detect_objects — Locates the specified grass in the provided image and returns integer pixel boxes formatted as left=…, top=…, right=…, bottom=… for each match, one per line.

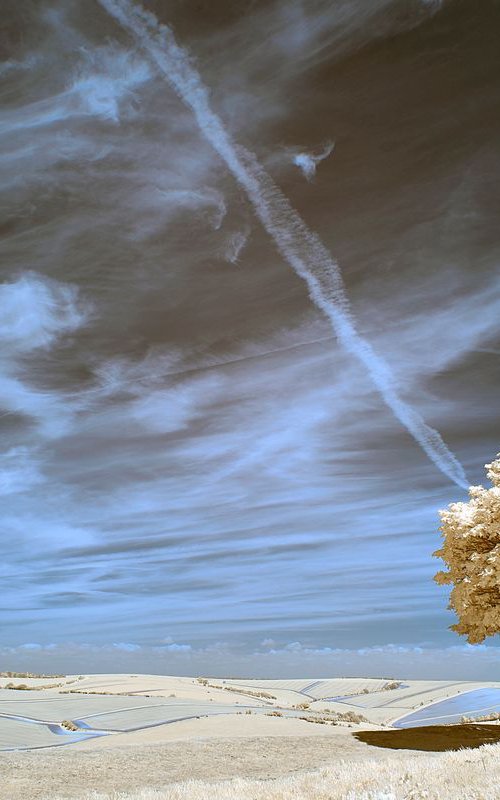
left=51, top=741, right=500, bottom=799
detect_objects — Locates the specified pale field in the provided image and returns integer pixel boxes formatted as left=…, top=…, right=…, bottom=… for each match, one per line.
left=1, top=673, right=500, bottom=799
left=3, top=731, right=500, bottom=800
left=54, top=742, right=500, bottom=800
left=4, top=672, right=500, bottom=749
left=0, top=721, right=432, bottom=800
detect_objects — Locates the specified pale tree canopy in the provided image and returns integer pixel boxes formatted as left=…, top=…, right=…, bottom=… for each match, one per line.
left=434, top=456, right=500, bottom=644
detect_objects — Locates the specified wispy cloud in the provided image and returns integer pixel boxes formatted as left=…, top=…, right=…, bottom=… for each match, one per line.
left=292, top=141, right=335, bottom=181
left=0, top=273, right=89, bottom=437
left=0, top=446, right=43, bottom=496
left=1, top=0, right=498, bottom=666
left=97, top=0, right=468, bottom=489
left=0, top=272, right=87, bottom=352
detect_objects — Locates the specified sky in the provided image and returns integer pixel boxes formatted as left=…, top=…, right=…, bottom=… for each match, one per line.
left=1, top=0, right=499, bottom=679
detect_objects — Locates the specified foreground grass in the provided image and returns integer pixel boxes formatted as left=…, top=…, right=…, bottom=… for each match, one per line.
left=56, top=742, right=500, bottom=800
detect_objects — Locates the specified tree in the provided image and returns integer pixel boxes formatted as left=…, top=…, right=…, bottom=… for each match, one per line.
left=433, top=455, right=500, bottom=644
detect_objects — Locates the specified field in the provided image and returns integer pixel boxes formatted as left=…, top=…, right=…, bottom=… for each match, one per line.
left=1, top=673, right=500, bottom=799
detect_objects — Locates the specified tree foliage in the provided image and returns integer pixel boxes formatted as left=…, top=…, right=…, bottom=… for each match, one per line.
left=433, top=455, right=500, bottom=644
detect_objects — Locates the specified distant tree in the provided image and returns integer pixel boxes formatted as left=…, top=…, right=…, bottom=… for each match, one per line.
left=433, top=455, right=500, bottom=643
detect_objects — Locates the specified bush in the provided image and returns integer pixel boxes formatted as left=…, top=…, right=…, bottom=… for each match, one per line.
left=61, top=720, right=79, bottom=731
left=338, top=710, right=367, bottom=724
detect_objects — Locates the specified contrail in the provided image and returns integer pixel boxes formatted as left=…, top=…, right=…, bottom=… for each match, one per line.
left=98, top=0, right=468, bottom=489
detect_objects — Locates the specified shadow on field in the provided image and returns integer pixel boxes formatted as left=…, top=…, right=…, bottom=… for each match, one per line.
left=354, top=724, right=500, bottom=752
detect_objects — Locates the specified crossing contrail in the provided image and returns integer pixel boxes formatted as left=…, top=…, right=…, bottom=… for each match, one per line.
left=98, top=0, right=468, bottom=489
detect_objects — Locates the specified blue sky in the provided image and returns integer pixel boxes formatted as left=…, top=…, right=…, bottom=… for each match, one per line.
left=1, top=0, right=499, bottom=678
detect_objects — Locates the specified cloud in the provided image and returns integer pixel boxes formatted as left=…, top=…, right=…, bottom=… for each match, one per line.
left=222, top=228, right=250, bottom=265
left=359, top=270, right=500, bottom=381
left=0, top=375, right=75, bottom=438
left=113, top=642, right=142, bottom=652
left=151, top=189, right=227, bottom=230
left=0, top=273, right=89, bottom=437
left=98, top=0, right=468, bottom=489
left=158, top=643, right=192, bottom=653
left=1, top=641, right=499, bottom=681
left=129, top=374, right=222, bottom=433
left=2, top=0, right=498, bottom=664
left=70, top=45, right=151, bottom=122
left=0, top=319, right=486, bottom=651
left=292, top=141, right=335, bottom=181
left=0, top=273, right=87, bottom=353
left=0, top=447, right=44, bottom=496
